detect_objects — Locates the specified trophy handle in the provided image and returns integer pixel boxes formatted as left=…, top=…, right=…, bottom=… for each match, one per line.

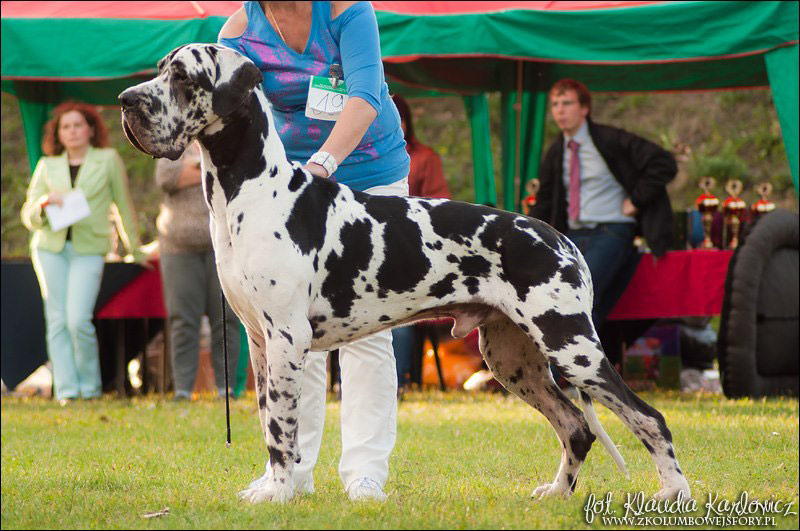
left=699, top=176, right=716, bottom=193
left=725, top=179, right=743, bottom=198
left=755, top=181, right=773, bottom=200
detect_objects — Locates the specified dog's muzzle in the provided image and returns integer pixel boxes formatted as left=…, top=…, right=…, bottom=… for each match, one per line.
left=118, top=88, right=154, bottom=157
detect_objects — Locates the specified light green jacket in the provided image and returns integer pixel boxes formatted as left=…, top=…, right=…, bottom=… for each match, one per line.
left=20, top=146, right=145, bottom=262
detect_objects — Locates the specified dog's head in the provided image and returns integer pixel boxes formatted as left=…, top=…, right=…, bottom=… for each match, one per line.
left=119, top=44, right=262, bottom=160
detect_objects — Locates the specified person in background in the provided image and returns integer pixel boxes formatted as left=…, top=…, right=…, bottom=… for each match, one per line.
left=153, top=141, right=240, bottom=401
left=391, top=94, right=450, bottom=200
left=219, top=1, right=410, bottom=501
left=390, top=94, right=450, bottom=393
left=21, top=101, right=147, bottom=405
left=531, top=79, right=676, bottom=373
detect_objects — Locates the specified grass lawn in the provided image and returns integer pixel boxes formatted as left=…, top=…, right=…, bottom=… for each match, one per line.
left=2, top=390, right=798, bottom=529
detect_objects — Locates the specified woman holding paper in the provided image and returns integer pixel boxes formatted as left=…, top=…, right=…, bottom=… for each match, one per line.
left=20, top=101, right=146, bottom=404
left=218, top=1, right=409, bottom=501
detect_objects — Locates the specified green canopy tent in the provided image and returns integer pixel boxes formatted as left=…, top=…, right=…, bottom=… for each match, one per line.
left=2, top=1, right=798, bottom=210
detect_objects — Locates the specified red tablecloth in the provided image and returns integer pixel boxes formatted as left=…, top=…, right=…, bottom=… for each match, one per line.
left=95, top=263, right=166, bottom=319
left=95, top=251, right=733, bottom=321
left=608, top=250, right=733, bottom=320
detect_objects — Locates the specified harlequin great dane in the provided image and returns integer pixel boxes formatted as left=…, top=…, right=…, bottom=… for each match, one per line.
left=119, top=44, right=691, bottom=504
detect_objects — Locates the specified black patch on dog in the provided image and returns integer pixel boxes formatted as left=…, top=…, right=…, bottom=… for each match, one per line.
left=285, top=178, right=339, bottom=255
left=559, top=262, right=584, bottom=290
left=204, top=171, right=215, bottom=209
left=279, top=330, right=293, bottom=345
left=199, top=93, right=268, bottom=204
left=463, top=276, right=480, bottom=295
left=288, top=167, right=307, bottom=192
left=531, top=310, right=594, bottom=353
left=569, top=425, right=595, bottom=462
left=429, top=202, right=493, bottom=245
left=268, top=445, right=286, bottom=468
left=479, top=215, right=563, bottom=301
left=459, top=255, right=491, bottom=277
left=321, top=219, right=373, bottom=318
left=573, top=355, right=591, bottom=367
left=356, top=194, right=431, bottom=294
left=428, top=273, right=458, bottom=298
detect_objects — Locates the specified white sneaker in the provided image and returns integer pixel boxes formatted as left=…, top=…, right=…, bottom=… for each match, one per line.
left=347, top=477, right=387, bottom=502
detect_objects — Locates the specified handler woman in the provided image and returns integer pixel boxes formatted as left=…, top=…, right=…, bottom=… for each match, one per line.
left=21, top=102, right=146, bottom=403
left=219, top=1, right=410, bottom=502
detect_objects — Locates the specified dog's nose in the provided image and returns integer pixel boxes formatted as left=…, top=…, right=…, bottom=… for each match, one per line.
left=118, top=89, right=139, bottom=110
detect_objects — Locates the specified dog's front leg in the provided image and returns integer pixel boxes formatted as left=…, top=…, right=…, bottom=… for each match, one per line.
left=241, top=315, right=311, bottom=504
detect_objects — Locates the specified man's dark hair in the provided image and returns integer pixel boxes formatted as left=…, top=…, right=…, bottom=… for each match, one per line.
left=549, top=79, right=592, bottom=115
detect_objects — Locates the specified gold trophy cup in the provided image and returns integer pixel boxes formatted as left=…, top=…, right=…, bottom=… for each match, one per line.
left=695, top=176, right=720, bottom=249
left=722, top=179, right=746, bottom=249
left=751, top=182, right=776, bottom=220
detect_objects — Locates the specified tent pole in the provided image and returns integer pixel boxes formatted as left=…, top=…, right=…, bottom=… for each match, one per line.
left=514, top=60, right=523, bottom=212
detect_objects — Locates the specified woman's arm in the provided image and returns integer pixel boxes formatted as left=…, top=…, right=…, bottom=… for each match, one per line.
left=306, top=97, right=377, bottom=177
left=306, top=2, right=382, bottom=177
left=218, top=6, right=247, bottom=40
left=20, top=159, right=52, bottom=231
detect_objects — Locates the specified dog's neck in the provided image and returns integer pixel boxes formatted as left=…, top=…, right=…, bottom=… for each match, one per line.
left=199, top=89, right=290, bottom=169
left=197, top=89, right=300, bottom=205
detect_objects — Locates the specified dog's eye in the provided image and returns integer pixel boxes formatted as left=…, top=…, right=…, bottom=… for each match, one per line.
left=172, top=71, right=189, bottom=83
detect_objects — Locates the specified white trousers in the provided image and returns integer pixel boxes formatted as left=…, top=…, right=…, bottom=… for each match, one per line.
left=291, top=177, right=408, bottom=491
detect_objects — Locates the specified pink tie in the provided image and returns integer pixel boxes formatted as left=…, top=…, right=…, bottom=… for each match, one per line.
left=567, top=139, right=581, bottom=221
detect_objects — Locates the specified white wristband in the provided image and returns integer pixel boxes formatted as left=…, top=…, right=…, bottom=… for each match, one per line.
left=306, top=151, right=338, bottom=177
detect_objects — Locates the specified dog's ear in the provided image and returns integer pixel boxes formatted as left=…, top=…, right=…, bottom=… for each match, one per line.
left=212, top=54, right=263, bottom=118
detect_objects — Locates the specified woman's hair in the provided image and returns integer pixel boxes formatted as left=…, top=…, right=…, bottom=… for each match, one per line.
left=391, top=94, right=415, bottom=147
left=42, top=101, right=109, bottom=156
left=549, top=78, right=592, bottom=115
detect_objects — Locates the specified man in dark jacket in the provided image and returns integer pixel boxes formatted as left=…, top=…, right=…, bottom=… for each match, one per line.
left=531, top=78, right=676, bottom=333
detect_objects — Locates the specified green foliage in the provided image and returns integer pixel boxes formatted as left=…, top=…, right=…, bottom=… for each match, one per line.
left=688, top=142, right=750, bottom=184
left=1, top=391, right=798, bottom=529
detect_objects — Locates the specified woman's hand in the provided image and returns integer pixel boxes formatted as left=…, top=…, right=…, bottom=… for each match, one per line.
left=303, top=162, right=329, bottom=178
left=41, top=192, right=64, bottom=208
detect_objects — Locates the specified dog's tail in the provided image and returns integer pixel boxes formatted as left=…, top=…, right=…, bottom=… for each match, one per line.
left=572, top=388, right=629, bottom=478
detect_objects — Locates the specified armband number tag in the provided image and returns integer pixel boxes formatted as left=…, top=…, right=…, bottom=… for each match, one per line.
left=305, top=76, right=348, bottom=121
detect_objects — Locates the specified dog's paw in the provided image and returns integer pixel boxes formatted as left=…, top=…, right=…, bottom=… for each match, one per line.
left=242, top=472, right=270, bottom=493
left=531, top=482, right=572, bottom=499
left=654, top=477, right=691, bottom=501
left=239, top=479, right=295, bottom=504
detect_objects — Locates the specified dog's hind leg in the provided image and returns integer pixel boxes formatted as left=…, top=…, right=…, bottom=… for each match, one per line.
left=529, top=310, right=691, bottom=500
left=479, top=315, right=595, bottom=498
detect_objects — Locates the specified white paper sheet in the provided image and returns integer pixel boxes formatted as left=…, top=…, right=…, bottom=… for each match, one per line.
left=45, top=189, right=91, bottom=231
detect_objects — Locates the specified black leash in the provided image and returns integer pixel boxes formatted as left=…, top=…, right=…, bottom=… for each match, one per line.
left=222, top=293, right=231, bottom=447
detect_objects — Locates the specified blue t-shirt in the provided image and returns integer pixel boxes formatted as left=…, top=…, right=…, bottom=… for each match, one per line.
left=219, top=1, right=409, bottom=191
